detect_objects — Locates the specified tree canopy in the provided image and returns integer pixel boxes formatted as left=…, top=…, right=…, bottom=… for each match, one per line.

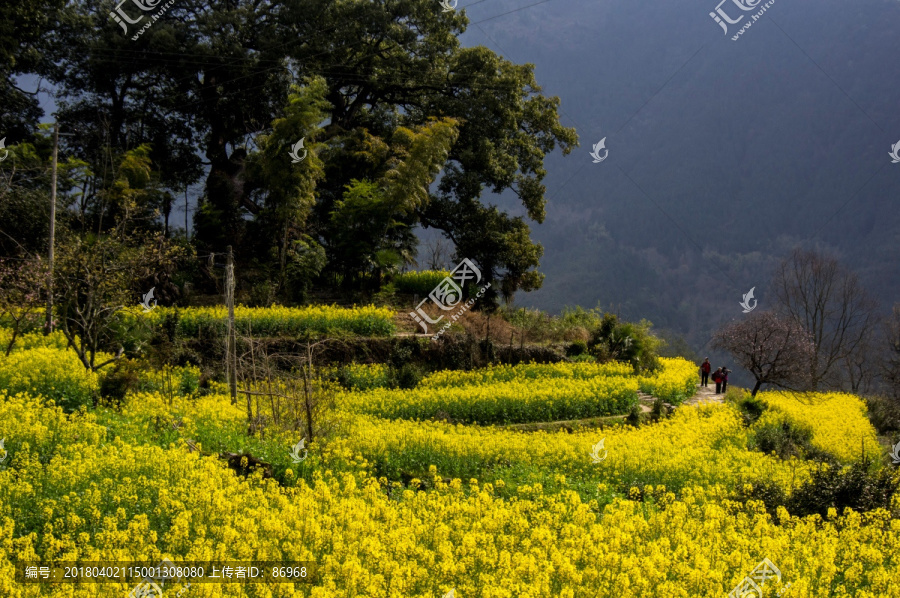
left=1, top=0, right=577, bottom=306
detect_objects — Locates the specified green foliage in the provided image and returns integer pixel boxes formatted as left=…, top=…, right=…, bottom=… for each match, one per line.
left=751, top=414, right=817, bottom=460
left=330, top=364, right=393, bottom=392
left=99, top=360, right=141, bottom=408
left=626, top=403, right=644, bottom=427
left=244, top=79, right=330, bottom=286
left=566, top=340, right=588, bottom=357
left=741, top=460, right=899, bottom=520
left=394, top=270, right=451, bottom=295
left=327, top=119, right=460, bottom=287
left=864, top=395, right=900, bottom=436
left=589, top=314, right=661, bottom=373
left=284, top=236, right=327, bottom=302
left=393, top=364, right=424, bottom=390
left=650, top=398, right=668, bottom=422
left=726, top=389, right=766, bottom=426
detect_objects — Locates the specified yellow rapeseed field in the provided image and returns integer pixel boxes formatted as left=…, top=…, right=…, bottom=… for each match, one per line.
left=1, top=336, right=899, bottom=597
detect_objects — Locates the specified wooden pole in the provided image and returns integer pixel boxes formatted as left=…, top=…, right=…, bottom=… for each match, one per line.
left=44, top=122, right=59, bottom=335
left=184, top=187, right=189, bottom=240
left=225, top=245, right=237, bottom=404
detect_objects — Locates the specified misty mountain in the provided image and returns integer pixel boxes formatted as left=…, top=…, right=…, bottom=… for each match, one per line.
left=455, top=0, right=900, bottom=352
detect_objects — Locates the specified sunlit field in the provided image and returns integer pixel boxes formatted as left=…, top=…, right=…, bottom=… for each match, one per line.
left=1, top=319, right=898, bottom=597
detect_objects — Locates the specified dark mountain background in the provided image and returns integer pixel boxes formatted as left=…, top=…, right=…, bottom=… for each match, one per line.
left=454, top=0, right=900, bottom=357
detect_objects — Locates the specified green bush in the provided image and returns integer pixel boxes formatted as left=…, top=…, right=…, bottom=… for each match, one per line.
left=566, top=340, right=588, bottom=357
left=393, top=363, right=424, bottom=390
left=99, top=360, right=142, bottom=407
left=393, top=270, right=451, bottom=295
left=740, top=460, right=899, bottom=520
left=751, top=414, right=817, bottom=460
left=625, top=403, right=644, bottom=427
left=588, top=314, right=661, bottom=374
left=787, top=460, right=898, bottom=518
left=730, top=389, right=766, bottom=426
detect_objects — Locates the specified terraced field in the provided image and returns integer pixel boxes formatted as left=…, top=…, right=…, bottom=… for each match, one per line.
left=0, top=327, right=898, bottom=597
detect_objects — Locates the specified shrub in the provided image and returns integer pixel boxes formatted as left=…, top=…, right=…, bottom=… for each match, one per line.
left=625, top=403, right=644, bottom=427
left=330, top=364, right=393, bottom=391
left=751, top=413, right=817, bottom=460
left=649, top=398, right=668, bottom=422
left=588, top=314, right=661, bottom=373
left=787, top=460, right=898, bottom=518
left=865, top=394, right=900, bottom=435
left=566, top=340, right=588, bottom=357
left=730, top=390, right=766, bottom=426
left=393, top=363, right=423, bottom=390
left=393, top=270, right=451, bottom=295
left=741, top=460, right=899, bottom=520
left=99, top=359, right=142, bottom=407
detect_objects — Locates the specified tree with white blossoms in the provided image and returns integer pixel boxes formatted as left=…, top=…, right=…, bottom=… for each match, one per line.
left=713, top=310, right=815, bottom=396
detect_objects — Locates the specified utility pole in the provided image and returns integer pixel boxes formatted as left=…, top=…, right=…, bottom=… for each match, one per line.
left=43, top=122, right=76, bottom=335
left=225, top=245, right=237, bottom=404
left=44, top=122, right=59, bottom=335
left=184, top=187, right=189, bottom=240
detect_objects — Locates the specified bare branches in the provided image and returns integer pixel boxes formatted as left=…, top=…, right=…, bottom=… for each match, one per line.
left=712, top=310, right=815, bottom=396
left=233, top=333, right=347, bottom=442
left=772, top=249, right=879, bottom=391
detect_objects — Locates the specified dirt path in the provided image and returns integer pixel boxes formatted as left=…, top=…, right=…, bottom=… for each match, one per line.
left=683, top=383, right=724, bottom=407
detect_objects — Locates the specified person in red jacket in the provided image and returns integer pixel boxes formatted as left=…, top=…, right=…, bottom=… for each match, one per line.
left=700, top=358, right=711, bottom=387
left=712, top=367, right=723, bottom=394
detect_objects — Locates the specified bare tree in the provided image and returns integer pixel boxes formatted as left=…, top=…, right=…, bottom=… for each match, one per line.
left=884, top=305, right=900, bottom=402
left=423, top=236, right=452, bottom=271
left=772, top=249, right=879, bottom=390
left=54, top=233, right=180, bottom=371
left=0, top=256, right=47, bottom=355
left=712, top=311, right=815, bottom=396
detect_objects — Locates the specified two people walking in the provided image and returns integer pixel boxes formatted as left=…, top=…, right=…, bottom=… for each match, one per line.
left=700, top=357, right=730, bottom=394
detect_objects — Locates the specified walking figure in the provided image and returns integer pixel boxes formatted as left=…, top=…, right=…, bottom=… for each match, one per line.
left=721, top=367, right=731, bottom=394
left=700, top=357, right=711, bottom=387
left=712, top=367, right=723, bottom=394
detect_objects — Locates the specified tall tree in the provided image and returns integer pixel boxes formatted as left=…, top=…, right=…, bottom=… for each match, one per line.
left=0, top=0, right=66, bottom=137
left=280, top=0, right=577, bottom=301
left=772, top=249, right=879, bottom=390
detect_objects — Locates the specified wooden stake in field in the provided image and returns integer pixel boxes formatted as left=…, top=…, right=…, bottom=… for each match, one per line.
left=225, top=245, right=237, bottom=404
